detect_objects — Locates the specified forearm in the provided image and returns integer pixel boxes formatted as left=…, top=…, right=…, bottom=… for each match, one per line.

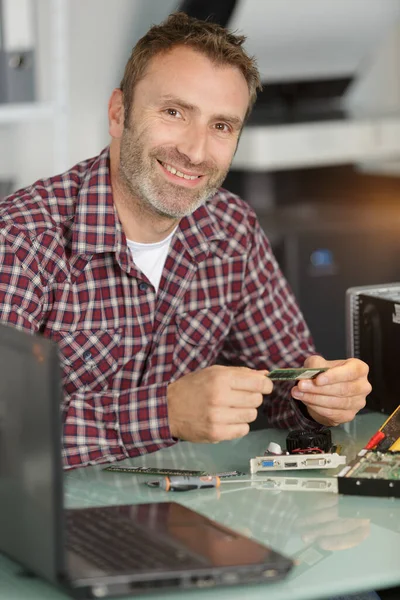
left=62, top=383, right=176, bottom=469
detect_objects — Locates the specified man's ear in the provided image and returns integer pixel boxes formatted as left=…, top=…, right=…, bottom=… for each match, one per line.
left=108, top=89, right=125, bottom=139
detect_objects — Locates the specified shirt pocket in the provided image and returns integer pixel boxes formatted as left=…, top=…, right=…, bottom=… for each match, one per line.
left=173, top=307, right=233, bottom=374
left=51, top=328, right=121, bottom=394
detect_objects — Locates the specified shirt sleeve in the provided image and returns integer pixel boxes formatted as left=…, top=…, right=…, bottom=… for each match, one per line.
left=61, top=385, right=176, bottom=468
left=0, top=225, right=176, bottom=468
left=0, top=224, right=45, bottom=330
left=219, top=212, right=321, bottom=431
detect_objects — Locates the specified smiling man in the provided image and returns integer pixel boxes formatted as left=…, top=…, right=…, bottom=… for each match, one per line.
left=110, top=44, right=249, bottom=235
left=0, top=12, right=371, bottom=468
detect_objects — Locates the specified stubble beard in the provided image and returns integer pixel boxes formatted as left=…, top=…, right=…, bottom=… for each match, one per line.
left=119, top=126, right=230, bottom=220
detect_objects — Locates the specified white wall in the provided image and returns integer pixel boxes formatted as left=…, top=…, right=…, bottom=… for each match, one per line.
left=4, top=0, right=400, bottom=188
left=230, top=0, right=400, bottom=82
left=6, top=0, right=177, bottom=188
left=67, top=0, right=177, bottom=165
left=346, top=21, right=400, bottom=175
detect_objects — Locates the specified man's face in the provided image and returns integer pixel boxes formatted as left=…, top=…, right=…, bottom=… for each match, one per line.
left=118, top=46, right=250, bottom=219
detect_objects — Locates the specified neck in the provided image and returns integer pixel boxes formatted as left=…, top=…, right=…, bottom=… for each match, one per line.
left=109, top=141, right=179, bottom=243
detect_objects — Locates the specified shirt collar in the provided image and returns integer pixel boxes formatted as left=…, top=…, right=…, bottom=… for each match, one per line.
left=177, top=202, right=226, bottom=264
left=71, top=147, right=125, bottom=257
left=71, top=146, right=230, bottom=265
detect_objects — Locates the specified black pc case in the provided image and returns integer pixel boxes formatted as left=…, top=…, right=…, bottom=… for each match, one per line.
left=346, top=283, right=400, bottom=414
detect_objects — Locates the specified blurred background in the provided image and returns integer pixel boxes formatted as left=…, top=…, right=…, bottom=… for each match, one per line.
left=2, top=0, right=400, bottom=358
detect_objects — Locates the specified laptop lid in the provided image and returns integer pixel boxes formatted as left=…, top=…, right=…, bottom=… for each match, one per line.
left=0, top=322, right=65, bottom=584
left=0, top=322, right=294, bottom=596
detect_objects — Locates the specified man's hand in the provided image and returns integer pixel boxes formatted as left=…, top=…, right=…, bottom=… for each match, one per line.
left=291, top=355, right=371, bottom=426
left=167, top=365, right=273, bottom=443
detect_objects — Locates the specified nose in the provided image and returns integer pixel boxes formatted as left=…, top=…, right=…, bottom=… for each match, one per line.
left=176, top=122, right=208, bottom=166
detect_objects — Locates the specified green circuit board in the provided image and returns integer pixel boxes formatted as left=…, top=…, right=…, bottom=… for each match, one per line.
left=345, top=451, right=400, bottom=480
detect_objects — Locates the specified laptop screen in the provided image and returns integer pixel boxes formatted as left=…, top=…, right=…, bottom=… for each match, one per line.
left=0, top=323, right=65, bottom=583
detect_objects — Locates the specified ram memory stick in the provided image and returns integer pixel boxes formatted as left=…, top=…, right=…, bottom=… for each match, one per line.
left=268, top=367, right=328, bottom=381
left=103, top=466, right=245, bottom=477
left=104, top=466, right=208, bottom=476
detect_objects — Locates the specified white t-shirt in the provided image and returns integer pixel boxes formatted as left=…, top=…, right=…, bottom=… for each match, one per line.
left=126, top=228, right=177, bottom=292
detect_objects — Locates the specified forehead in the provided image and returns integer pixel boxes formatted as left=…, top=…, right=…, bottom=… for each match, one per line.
left=136, top=45, right=250, bottom=118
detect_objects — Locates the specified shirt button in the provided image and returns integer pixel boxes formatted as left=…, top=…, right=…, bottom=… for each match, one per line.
left=83, top=350, right=92, bottom=361
left=138, top=282, right=148, bottom=291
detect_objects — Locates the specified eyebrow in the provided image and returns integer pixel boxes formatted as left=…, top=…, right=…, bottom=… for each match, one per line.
left=159, top=95, right=244, bottom=131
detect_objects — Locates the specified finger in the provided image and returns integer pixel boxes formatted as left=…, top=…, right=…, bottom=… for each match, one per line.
left=304, top=355, right=331, bottom=369
left=208, top=423, right=250, bottom=443
left=309, top=358, right=369, bottom=386
left=210, top=406, right=258, bottom=425
left=305, top=405, right=363, bottom=426
left=228, top=407, right=258, bottom=424
left=295, top=377, right=371, bottom=399
left=228, top=370, right=273, bottom=395
left=292, top=389, right=367, bottom=412
left=219, top=390, right=264, bottom=409
left=304, top=355, right=358, bottom=372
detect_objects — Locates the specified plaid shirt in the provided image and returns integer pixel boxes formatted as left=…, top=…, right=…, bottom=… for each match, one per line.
left=0, top=148, right=318, bottom=469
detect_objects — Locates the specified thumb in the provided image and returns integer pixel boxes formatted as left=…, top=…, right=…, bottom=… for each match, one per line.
left=304, top=355, right=346, bottom=369
left=304, top=355, right=329, bottom=369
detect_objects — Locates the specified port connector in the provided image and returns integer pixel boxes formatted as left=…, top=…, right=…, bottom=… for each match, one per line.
left=261, top=460, right=275, bottom=467
left=304, top=458, right=326, bottom=467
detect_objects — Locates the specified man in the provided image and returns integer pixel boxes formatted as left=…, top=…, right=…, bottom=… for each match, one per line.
left=0, top=12, right=370, bottom=469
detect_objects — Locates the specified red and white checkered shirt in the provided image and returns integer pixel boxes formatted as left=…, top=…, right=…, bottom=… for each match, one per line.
left=0, top=148, right=318, bottom=468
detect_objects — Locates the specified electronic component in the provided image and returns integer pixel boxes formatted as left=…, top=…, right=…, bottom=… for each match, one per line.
left=104, top=466, right=208, bottom=476
left=103, top=466, right=245, bottom=478
left=337, top=449, right=400, bottom=498
left=147, top=476, right=221, bottom=492
left=377, top=404, right=400, bottom=451
left=361, top=405, right=400, bottom=452
left=267, top=367, right=328, bottom=381
left=346, top=283, right=400, bottom=414
left=265, top=442, right=283, bottom=455
left=286, top=428, right=332, bottom=454
left=250, top=452, right=345, bottom=473
left=338, top=403, right=400, bottom=498
left=252, top=428, right=344, bottom=473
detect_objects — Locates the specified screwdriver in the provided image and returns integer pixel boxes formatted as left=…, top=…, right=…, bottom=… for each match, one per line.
left=147, top=475, right=221, bottom=492
left=145, top=475, right=283, bottom=491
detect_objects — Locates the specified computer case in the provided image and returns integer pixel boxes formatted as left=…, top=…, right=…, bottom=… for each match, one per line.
left=346, top=283, right=400, bottom=414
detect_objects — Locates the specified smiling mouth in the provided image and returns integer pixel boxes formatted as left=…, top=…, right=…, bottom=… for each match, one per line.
left=158, top=160, right=203, bottom=181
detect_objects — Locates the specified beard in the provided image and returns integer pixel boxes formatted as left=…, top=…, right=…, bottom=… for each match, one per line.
left=119, top=125, right=230, bottom=219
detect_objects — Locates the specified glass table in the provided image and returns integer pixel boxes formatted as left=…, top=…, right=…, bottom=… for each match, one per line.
left=1, top=412, right=399, bottom=600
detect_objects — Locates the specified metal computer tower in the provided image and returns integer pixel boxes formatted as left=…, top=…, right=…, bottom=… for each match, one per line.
left=346, top=283, right=400, bottom=414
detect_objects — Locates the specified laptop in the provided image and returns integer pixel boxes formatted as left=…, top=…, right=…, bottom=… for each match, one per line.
left=0, top=322, right=293, bottom=597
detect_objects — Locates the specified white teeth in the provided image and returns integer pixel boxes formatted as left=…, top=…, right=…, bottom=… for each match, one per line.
left=163, top=162, right=199, bottom=180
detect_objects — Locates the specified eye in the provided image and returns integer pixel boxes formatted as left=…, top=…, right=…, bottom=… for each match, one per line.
left=214, top=122, right=231, bottom=133
left=164, top=108, right=182, bottom=118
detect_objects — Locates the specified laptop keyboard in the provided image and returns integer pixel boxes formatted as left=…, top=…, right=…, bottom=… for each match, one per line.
left=66, top=507, right=207, bottom=573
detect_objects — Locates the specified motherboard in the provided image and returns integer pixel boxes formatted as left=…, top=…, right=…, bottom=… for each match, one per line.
left=338, top=449, right=400, bottom=497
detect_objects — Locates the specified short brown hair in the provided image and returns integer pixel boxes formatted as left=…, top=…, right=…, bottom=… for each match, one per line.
left=120, top=12, right=262, bottom=126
